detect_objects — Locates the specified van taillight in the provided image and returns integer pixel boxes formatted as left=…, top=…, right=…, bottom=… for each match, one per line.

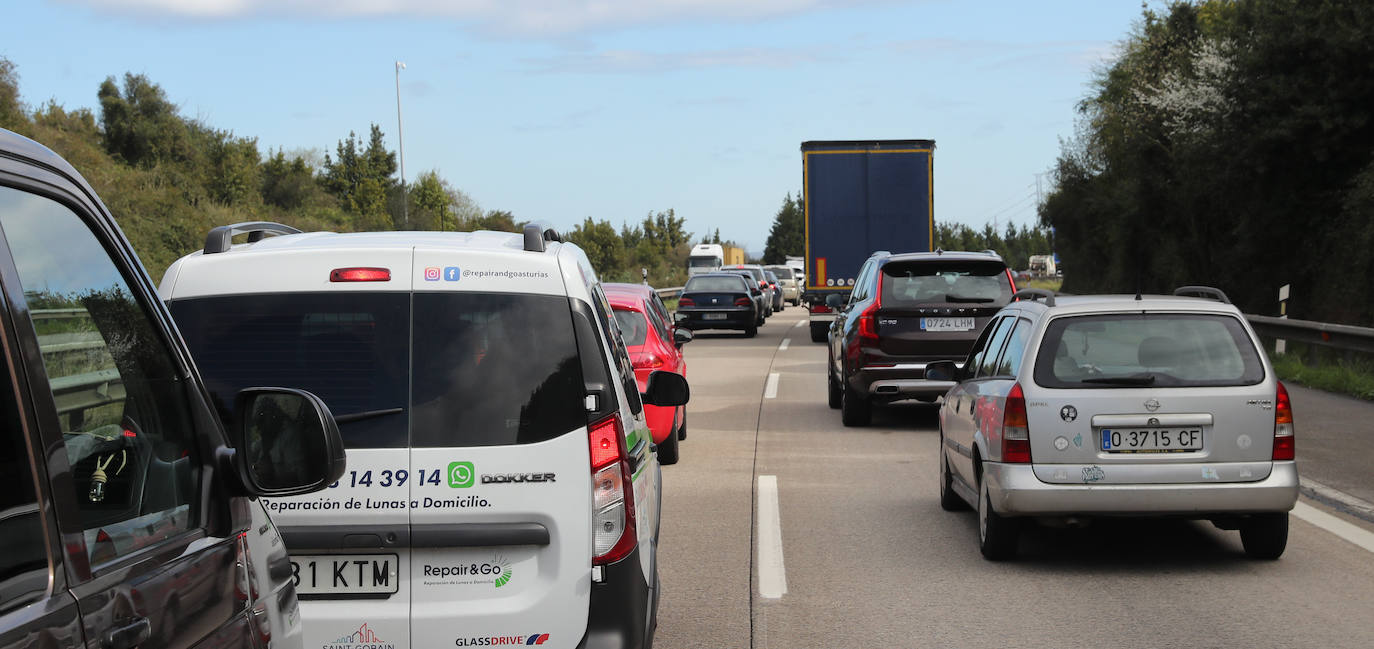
left=1002, top=383, right=1031, bottom=463
left=330, top=267, right=391, bottom=282
left=589, top=414, right=637, bottom=564
left=1273, top=381, right=1295, bottom=461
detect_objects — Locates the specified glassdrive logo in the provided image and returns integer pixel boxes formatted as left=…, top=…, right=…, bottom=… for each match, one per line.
left=448, top=462, right=475, bottom=488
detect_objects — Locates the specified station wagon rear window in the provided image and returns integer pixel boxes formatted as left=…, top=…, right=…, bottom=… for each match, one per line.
left=1033, top=313, right=1264, bottom=388
left=171, top=292, right=588, bottom=449
left=881, top=261, right=1011, bottom=306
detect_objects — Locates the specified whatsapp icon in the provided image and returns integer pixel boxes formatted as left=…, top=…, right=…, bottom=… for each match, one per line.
left=447, top=461, right=475, bottom=488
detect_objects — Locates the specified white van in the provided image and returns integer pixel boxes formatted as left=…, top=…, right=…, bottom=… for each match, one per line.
left=161, top=222, right=688, bottom=649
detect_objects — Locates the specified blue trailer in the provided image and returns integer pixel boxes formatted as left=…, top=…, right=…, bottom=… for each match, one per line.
left=801, top=139, right=935, bottom=342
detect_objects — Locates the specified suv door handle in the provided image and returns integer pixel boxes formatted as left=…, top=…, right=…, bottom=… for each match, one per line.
left=102, top=617, right=150, bottom=649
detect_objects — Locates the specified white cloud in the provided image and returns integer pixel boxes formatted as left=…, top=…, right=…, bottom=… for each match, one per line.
left=64, top=0, right=896, bottom=35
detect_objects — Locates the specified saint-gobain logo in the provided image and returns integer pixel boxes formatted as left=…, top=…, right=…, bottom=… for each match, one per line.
left=448, top=461, right=475, bottom=488
left=424, top=267, right=441, bottom=281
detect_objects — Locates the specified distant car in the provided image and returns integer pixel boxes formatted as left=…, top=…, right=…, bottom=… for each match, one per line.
left=764, top=265, right=802, bottom=306
left=827, top=250, right=1017, bottom=426
left=763, top=270, right=785, bottom=312
left=722, top=264, right=774, bottom=318
left=721, top=268, right=771, bottom=319
left=606, top=283, right=693, bottom=465
left=677, top=273, right=762, bottom=337
left=927, top=286, right=1299, bottom=561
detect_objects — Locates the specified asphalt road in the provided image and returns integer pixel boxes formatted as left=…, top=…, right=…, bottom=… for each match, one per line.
left=653, top=308, right=1374, bottom=649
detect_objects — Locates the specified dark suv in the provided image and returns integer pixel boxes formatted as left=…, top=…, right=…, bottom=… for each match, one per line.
left=826, top=250, right=1017, bottom=426
left=0, top=128, right=345, bottom=649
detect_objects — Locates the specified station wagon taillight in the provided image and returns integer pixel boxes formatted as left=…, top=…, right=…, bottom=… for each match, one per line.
left=678, top=297, right=696, bottom=307
left=330, top=267, right=391, bottom=282
left=589, top=414, right=637, bottom=565
left=1273, top=381, right=1295, bottom=461
left=1002, top=383, right=1032, bottom=463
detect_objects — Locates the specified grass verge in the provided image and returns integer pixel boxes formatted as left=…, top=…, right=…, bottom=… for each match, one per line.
left=1270, top=352, right=1374, bottom=401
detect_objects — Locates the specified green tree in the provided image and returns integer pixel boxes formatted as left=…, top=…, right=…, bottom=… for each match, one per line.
left=762, top=193, right=804, bottom=264
left=0, top=57, right=26, bottom=133
left=97, top=73, right=192, bottom=168
left=566, top=217, right=628, bottom=274
left=469, top=209, right=519, bottom=233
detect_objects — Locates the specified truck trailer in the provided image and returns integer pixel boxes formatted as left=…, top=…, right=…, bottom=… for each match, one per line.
left=801, top=140, right=935, bottom=342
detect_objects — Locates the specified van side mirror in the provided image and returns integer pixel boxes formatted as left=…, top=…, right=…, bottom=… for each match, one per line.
left=672, top=328, right=694, bottom=349
left=232, top=388, right=346, bottom=496
left=642, top=371, right=690, bottom=407
left=925, top=360, right=960, bottom=383
left=825, top=293, right=844, bottom=309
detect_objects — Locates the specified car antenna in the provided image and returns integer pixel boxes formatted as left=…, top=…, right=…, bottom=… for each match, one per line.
left=1134, top=263, right=1143, bottom=301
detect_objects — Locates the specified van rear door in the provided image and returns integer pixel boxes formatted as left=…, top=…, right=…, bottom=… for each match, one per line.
left=407, top=250, right=593, bottom=648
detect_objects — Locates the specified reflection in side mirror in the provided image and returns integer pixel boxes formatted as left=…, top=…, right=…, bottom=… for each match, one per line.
left=924, top=360, right=959, bottom=383
left=825, top=293, right=844, bottom=309
left=234, top=388, right=346, bottom=496
left=673, top=328, right=694, bottom=349
left=642, top=370, right=690, bottom=407
left=752, top=288, right=762, bottom=296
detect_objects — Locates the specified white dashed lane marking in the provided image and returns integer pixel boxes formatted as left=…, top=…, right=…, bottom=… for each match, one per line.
left=757, top=475, right=787, bottom=598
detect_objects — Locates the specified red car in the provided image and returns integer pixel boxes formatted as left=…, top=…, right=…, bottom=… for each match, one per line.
left=604, top=283, right=693, bottom=464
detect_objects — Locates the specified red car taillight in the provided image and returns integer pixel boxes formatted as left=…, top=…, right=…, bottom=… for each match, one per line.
left=1002, top=383, right=1031, bottom=463
left=1273, top=381, right=1295, bottom=460
left=734, top=297, right=752, bottom=307
left=632, top=352, right=664, bottom=370
left=589, top=414, right=637, bottom=565
left=678, top=297, right=695, bottom=307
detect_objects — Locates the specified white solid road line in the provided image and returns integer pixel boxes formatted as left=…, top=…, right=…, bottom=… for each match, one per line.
left=1292, top=502, right=1374, bottom=554
left=779, top=339, right=790, bottom=351
left=793, top=319, right=805, bottom=328
left=764, top=372, right=780, bottom=399
left=757, top=475, right=788, bottom=598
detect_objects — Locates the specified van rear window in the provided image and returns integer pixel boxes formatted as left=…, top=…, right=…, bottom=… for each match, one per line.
left=1032, top=313, right=1264, bottom=388
left=171, top=292, right=588, bottom=449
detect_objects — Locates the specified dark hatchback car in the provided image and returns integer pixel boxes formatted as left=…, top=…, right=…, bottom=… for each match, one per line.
left=0, top=128, right=345, bottom=649
left=826, top=250, right=1017, bottom=426
left=676, top=273, right=762, bottom=337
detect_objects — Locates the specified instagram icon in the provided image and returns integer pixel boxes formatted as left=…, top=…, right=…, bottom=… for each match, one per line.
left=424, top=267, right=441, bottom=281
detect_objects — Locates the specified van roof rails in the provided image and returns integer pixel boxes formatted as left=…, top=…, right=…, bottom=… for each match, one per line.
left=204, top=221, right=302, bottom=254
left=1013, top=288, right=1056, bottom=306
left=522, top=224, right=564, bottom=252
left=1173, top=285, right=1231, bottom=304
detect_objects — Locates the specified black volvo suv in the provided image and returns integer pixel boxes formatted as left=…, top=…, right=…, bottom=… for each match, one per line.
left=826, top=250, right=1017, bottom=426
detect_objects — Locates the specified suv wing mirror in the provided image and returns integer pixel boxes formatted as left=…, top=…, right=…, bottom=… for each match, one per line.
left=642, top=371, right=690, bottom=407
left=230, top=388, right=347, bottom=497
left=924, top=360, right=960, bottom=383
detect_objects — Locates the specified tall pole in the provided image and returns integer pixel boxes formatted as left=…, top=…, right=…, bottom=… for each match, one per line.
left=395, top=61, right=408, bottom=229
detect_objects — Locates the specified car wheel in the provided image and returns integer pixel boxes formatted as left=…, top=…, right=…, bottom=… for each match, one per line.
left=938, top=432, right=967, bottom=511
left=978, top=474, right=1019, bottom=560
left=840, top=371, right=871, bottom=427
left=809, top=322, right=827, bottom=343
left=657, top=428, right=680, bottom=465
left=745, top=323, right=758, bottom=337
left=1240, top=512, right=1288, bottom=560
left=827, top=363, right=842, bottom=409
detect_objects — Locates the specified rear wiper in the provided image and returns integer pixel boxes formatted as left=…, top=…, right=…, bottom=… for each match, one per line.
left=1080, top=374, right=1157, bottom=386
left=335, top=407, right=404, bottom=424
left=945, top=294, right=994, bottom=303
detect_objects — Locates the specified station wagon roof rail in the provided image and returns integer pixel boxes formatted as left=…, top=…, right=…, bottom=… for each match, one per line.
left=1173, top=285, right=1232, bottom=304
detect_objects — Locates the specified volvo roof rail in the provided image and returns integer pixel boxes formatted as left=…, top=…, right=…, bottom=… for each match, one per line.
left=204, top=221, right=302, bottom=254
left=1012, top=288, right=1056, bottom=306
left=1173, top=285, right=1231, bottom=304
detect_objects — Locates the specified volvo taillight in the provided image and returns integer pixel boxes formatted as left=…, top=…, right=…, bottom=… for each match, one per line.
left=1002, top=383, right=1031, bottom=463
left=1273, top=381, right=1295, bottom=460
left=678, top=296, right=695, bottom=307
left=856, top=272, right=883, bottom=348
left=589, top=414, right=637, bottom=564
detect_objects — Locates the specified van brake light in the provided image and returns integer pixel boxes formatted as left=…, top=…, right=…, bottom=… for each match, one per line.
left=330, top=267, right=391, bottom=282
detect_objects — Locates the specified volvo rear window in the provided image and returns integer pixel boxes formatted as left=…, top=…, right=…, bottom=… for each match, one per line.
left=170, top=293, right=410, bottom=448
left=881, top=261, right=1011, bottom=306
left=1033, top=313, right=1264, bottom=388
left=685, top=276, right=749, bottom=292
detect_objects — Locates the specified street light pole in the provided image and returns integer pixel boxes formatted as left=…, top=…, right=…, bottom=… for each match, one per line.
left=395, top=61, right=408, bottom=229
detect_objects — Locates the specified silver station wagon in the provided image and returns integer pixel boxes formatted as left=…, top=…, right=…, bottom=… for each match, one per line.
left=927, top=287, right=1299, bottom=561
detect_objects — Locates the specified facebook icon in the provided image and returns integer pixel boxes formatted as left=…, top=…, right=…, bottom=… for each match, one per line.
left=444, top=266, right=461, bottom=281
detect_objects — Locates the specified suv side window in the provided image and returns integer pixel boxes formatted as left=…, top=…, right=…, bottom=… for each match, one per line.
left=0, top=378, right=48, bottom=614
left=994, top=318, right=1032, bottom=377
left=0, top=186, right=201, bottom=565
left=976, top=317, right=1015, bottom=378
left=850, top=260, right=875, bottom=304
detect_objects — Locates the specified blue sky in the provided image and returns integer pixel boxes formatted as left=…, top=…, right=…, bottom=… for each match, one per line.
left=3, top=1, right=1147, bottom=253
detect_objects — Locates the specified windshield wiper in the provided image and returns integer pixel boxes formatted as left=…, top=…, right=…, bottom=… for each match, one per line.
left=335, top=407, right=404, bottom=424
left=944, top=294, right=994, bottom=303
left=1080, top=374, right=1157, bottom=386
